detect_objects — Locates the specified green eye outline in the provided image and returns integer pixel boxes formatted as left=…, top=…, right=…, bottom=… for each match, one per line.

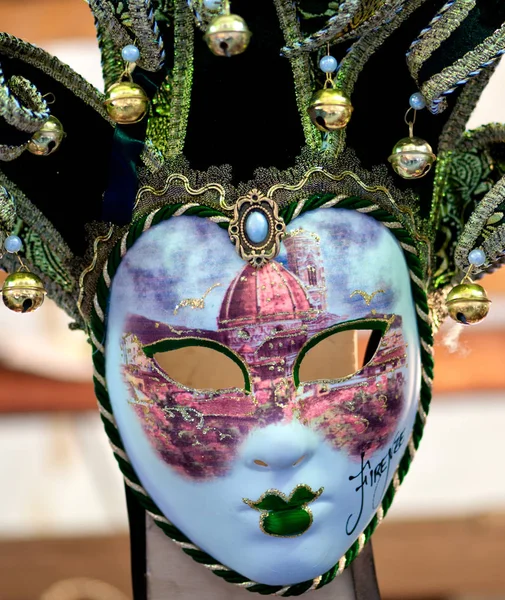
left=293, top=318, right=392, bottom=387
left=142, top=336, right=252, bottom=392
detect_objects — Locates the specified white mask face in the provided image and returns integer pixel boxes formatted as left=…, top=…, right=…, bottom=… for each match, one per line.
left=105, top=208, right=421, bottom=586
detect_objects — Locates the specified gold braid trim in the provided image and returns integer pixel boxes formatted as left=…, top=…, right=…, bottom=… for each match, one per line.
left=88, top=0, right=134, bottom=61
left=273, top=0, right=320, bottom=150
left=331, top=0, right=425, bottom=157
left=0, top=32, right=111, bottom=121
left=454, top=175, right=505, bottom=275
left=407, top=0, right=475, bottom=84
left=281, top=0, right=412, bottom=56
left=280, top=0, right=364, bottom=55
left=421, top=24, right=505, bottom=114
left=127, top=0, right=165, bottom=72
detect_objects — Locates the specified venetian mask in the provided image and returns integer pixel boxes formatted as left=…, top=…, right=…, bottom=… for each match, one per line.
left=1, top=0, right=503, bottom=595
left=105, top=206, right=420, bottom=586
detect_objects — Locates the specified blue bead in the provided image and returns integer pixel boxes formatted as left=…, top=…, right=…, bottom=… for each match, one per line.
left=245, top=210, right=269, bottom=244
left=4, top=235, right=22, bottom=253
left=203, top=0, right=221, bottom=9
left=409, top=92, right=426, bottom=110
left=319, top=55, right=338, bottom=74
left=122, top=44, right=140, bottom=63
left=468, top=248, right=486, bottom=267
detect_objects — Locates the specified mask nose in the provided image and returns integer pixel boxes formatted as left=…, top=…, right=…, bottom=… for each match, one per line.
left=241, top=422, right=319, bottom=471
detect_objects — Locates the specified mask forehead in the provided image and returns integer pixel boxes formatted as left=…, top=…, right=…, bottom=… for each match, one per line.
left=109, top=209, right=415, bottom=330
left=105, top=207, right=421, bottom=586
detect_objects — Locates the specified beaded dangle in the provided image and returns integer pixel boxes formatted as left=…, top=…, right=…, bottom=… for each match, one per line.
left=307, top=47, right=353, bottom=132
left=1, top=234, right=46, bottom=313
left=446, top=248, right=491, bottom=325
left=104, top=44, right=149, bottom=125
left=203, top=0, right=251, bottom=57
left=388, top=94, right=436, bottom=179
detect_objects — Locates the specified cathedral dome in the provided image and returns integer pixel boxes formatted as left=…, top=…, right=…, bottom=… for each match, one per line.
left=218, top=262, right=312, bottom=326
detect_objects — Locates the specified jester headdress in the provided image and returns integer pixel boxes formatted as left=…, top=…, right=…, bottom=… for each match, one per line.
left=1, top=0, right=504, bottom=595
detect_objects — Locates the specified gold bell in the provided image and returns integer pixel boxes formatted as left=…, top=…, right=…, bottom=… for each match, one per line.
left=1, top=271, right=46, bottom=313
left=307, top=87, right=353, bottom=132
left=27, top=116, right=65, bottom=156
left=204, top=13, right=251, bottom=57
left=388, top=136, right=436, bottom=179
left=446, top=282, right=490, bottom=325
left=104, top=81, right=149, bottom=125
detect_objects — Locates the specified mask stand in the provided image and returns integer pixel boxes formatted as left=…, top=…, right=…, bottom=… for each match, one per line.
left=145, top=514, right=380, bottom=600
left=125, top=331, right=382, bottom=600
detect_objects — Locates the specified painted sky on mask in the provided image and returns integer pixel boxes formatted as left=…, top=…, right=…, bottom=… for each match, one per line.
left=109, top=209, right=402, bottom=331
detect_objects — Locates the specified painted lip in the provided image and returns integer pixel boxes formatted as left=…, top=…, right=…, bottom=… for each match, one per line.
left=243, top=484, right=324, bottom=538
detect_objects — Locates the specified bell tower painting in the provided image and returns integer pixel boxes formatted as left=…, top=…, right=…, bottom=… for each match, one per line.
left=283, top=229, right=327, bottom=311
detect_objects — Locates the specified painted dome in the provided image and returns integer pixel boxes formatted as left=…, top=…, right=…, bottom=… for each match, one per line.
left=218, top=262, right=312, bottom=326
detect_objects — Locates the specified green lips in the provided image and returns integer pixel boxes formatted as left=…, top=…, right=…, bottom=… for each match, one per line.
left=244, top=485, right=323, bottom=537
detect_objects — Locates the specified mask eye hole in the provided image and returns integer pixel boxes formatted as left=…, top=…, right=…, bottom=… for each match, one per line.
left=143, top=339, right=250, bottom=392
left=294, top=320, right=388, bottom=386
left=358, top=328, right=384, bottom=367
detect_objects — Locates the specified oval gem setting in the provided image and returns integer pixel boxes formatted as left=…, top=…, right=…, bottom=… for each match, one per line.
left=245, top=210, right=270, bottom=245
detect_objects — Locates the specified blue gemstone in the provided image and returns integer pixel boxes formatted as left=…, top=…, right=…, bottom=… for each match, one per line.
left=245, top=210, right=269, bottom=244
left=319, top=55, right=338, bottom=73
left=203, top=0, right=221, bottom=9
left=4, top=235, right=22, bottom=253
left=122, top=44, right=140, bottom=63
left=468, top=248, right=486, bottom=267
left=409, top=92, right=426, bottom=110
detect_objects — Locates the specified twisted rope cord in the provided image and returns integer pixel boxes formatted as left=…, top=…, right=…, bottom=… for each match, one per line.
left=405, top=0, right=474, bottom=83
left=280, top=0, right=408, bottom=56
left=88, top=195, right=433, bottom=596
left=419, top=23, right=505, bottom=114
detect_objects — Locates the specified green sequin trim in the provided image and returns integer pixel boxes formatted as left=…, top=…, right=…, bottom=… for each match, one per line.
left=165, top=0, right=194, bottom=159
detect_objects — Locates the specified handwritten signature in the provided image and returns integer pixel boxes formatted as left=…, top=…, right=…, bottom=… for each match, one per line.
left=346, top=429, right=405, bottom=536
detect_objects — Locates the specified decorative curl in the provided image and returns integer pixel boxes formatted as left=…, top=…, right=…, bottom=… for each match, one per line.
left=0, top=64, right=50, bottom=161
left=0, top=67, right=49, bottom=133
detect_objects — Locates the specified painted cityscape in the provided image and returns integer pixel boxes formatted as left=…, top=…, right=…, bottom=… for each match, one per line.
left=120, top=228, right=408, bottom=480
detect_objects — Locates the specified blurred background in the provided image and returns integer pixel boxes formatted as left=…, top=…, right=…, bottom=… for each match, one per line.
left=1, top=1, right=505, bottom=599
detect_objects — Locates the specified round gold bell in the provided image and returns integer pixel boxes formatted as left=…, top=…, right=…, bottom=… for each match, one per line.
left=388, top=136, right=436, bottom=179
left=2, top=271, right=46, bottom=313
left=307, top=88, right=353, bottom=132
left=446, top=282, right=490, bottom=325
left=27, top=116, right=65, bottom=156
left=204, top=14, right=251, bottom=57
left=104, top=81, right=149, bottom=125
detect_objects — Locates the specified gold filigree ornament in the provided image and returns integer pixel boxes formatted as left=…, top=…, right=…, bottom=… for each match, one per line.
left=228, top=189, right=285, bottom=268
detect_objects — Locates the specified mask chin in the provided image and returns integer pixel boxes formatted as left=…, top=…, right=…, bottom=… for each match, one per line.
left=104, top=207, right=422, bottom=586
